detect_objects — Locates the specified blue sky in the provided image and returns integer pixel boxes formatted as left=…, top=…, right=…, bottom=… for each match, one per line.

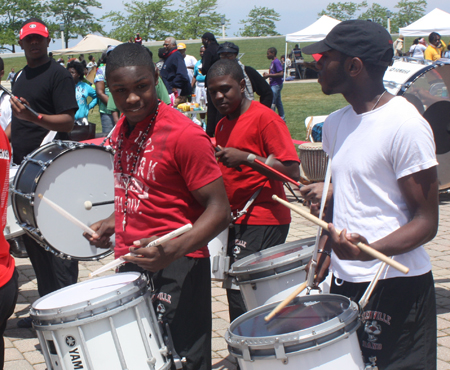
left=49, top=0, right=450, bottom=51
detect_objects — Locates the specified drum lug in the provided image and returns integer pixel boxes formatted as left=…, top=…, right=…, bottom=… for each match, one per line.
left=10, top=188, right=33, bottom=200
left=251, top=282, right=257, bottom=291
left=273, top=337, right=288, bottom=363
left=365, top=356, right=378, bottom=370
left=240, top=341, right=252, bottom=362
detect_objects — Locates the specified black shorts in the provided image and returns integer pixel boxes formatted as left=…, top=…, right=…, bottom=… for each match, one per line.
left=331, top=271, right=436, bottom=370
left=120, top=257, right=211, bottom=370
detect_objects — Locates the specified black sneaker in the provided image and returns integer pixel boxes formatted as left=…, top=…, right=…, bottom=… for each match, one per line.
left=17, top=316, right=33, bottom=328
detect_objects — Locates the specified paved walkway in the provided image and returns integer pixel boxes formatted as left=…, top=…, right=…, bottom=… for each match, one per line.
left=4, top=191, right=450, bottom=369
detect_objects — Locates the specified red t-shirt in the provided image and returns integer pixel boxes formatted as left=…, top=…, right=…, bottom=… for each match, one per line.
left=110, top=102, right=222, bottom=259
left=215, top=101, right=299, bottom=225
left=0, top=128, right=13, bottom=288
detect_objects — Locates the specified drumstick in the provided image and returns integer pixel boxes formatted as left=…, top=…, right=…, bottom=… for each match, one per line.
left=84, top=200, right=114, bottom=210
left=38, top=194, right=97, bottom=236
left=264, top=278, right=313, bottom=322
left=89, top=224, right=193, bottom=277
left=247, top=154, right=301, bottom=187
left=0, top=84, right=43, bottom=120
left=272, top=195, right=409, bottom=275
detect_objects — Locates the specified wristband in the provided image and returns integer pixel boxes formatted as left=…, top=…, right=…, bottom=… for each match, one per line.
left=318, top=249, right=331, bottom=257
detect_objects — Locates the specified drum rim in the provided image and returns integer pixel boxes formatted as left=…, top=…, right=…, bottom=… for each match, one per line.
left=11, top=141, right=115, bottom=260
left=30, top=272, right=146, bottom=324
left=229, top=238, right=315, bottom=277
left=225, top=294, right=360, bottom=361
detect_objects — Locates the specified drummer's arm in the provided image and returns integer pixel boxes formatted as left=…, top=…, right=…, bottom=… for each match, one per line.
left=10, top=96, right=74, bottom=131
left=84, top=212, right=115, bottom=249
left=326, top=166, right=439, bottom=261
left=123, top=178, right=231, bottom=272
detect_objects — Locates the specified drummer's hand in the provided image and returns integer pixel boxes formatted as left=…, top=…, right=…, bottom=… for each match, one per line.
left=215, top=146, right=248, bottom=169
left=122, top=237, right=176, bottom=272
left=305, top=251, right=331, bottom=286
left=328, top=223, right=373, bottom=261
left=300, top=183, right=324, bottom=204
left=84, top=214, right=115, bottom=249
left=10, top=96, right=36, bottom=122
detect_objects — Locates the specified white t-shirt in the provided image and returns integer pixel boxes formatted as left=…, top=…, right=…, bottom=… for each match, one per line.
left=0, top=92, right=11, bottom=132
left=323, top=96, right=437, bottom=283
left=409, top=44, right=427, bottom=58
left=184, top=54, right=197, bottom=83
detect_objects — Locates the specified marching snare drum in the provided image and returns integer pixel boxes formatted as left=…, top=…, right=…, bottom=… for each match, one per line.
left=225, top=294, right=364, bottom=370
left=228, top=238, right=317, bottom=310
left=11, top=141, right=115, bottom=260
left=383, top=58, right=450, bottom=190
left=208, top=228, right=230, bottom=281
left=298, top=143, right=328, bottom=183
left=30, top=272, right=171, bottom=370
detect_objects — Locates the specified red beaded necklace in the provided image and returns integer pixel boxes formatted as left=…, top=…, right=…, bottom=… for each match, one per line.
left=116, top=101, right=161, bottom=231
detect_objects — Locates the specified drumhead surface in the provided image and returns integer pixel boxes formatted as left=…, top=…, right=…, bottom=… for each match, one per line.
left=232, top=297, right=350, bottom=337
left=34, top=273, right=139, bottom=310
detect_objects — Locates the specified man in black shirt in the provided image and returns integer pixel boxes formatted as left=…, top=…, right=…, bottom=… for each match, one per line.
left=217, top=42, right=273, bottom=108
left=11, top=18, right=79, bottom=328
left=201, top=32, right=221, bottom=137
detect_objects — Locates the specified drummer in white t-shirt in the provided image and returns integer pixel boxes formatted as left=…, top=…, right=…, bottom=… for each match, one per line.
left=303, top=20, right=438, bottom=370
left=177, top=43, right=197, bottom=84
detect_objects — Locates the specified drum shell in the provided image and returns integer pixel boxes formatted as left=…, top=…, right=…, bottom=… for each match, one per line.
left=30, top=273, right=170, bottom=370
left=225, top=294, right=364, bottom=370
left=5, top=166, right=25, bottom=240
left=299, top=145, right=328, bottom=182
left=229, top=238, right=316, bottom=310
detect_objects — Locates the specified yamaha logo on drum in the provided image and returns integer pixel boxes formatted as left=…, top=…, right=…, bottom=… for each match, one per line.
left=65, top=335, right=76, bottom=347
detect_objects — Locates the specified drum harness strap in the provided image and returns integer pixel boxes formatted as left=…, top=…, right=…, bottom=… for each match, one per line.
left=231, top=186, right=263, bottom=224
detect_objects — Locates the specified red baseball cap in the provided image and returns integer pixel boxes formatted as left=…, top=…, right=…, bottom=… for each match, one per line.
left=20, top=22, right=49, bottom=40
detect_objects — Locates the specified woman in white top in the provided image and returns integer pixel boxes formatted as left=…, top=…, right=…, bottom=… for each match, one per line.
left=409, top=38, right=427, bottom=59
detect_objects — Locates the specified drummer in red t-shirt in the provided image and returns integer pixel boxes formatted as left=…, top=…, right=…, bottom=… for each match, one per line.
left=209, top=59, right=300, bottom=322
left=86, top=43, right=230, bottom=370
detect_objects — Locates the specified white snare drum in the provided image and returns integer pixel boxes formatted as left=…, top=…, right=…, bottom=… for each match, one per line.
left=208, top=228, right=230, bottom=281
left=298, top=142, right=328, bottom=182
left=228, top=238, right=317, bottom=310
left=11, top=141, right=115, bottom=260
left=4, top=165, right=25, bottom=240
left=383, top=58, right=450, bottom=190
left=30, top=272, right=171, bottom=370
left=225, top=294, right=364, bottom=370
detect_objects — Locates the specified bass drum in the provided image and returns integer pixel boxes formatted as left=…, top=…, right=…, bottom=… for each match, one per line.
left=383, top=57, right=450, bottom=190
left=12, top=141, right=115, bottom=260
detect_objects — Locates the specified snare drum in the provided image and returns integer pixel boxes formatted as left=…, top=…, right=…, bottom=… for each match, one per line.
left=225, top=294, right=364, bottom=370
left=298, top=143, right=328, bottom=182
left=11, top=141, right=115, bottom=260
left=30, top=272, right=171, bottom=370
left=229, top=238, right=317, bottom=310
left=208, top=228, right=230, bottom=281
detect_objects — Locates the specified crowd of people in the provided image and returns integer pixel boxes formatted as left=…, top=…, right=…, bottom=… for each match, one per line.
left=0, top=14, right=447, bottom=370
left=392, top=32, right=450, bottom=61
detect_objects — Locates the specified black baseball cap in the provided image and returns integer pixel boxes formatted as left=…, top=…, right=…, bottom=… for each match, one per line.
left=303, top=20, right=394, bottom=66
left=217, top=42, right=239, bottom=54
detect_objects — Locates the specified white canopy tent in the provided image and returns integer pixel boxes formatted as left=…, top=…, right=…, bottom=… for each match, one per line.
left=399, top=8, right=450, bottom=36
left=52, top=34, right=122, bottom=55
left=284, top=15, right=341, bottom=79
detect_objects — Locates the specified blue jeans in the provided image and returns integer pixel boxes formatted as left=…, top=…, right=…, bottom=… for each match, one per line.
left=271, top=83, right=285, bottom=120
left=100, top=113, right=114, bottom=134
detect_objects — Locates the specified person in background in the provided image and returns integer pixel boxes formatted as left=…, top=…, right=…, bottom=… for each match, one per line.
left=86, top=55, right=97, bottom=74
left=48, top=51, right=54, bottom=60
left=134, top=32, right=142, bottom=45
left=201, top=32, right=220, bottom=137
left=57, top=57, right=64, bottom=67
left=0, top=110, right=17, bottom=369
left=192, top=46, right=207, bottom=127
left=155, top=47, right=165, bottom=71
left=67, top=60, right=97, bottom=124
left=0, top=59, right=12, bottom=139
left=6, top=68, right=15, bottom=83
left=94, top=47, right=115, bottom=134
left=393, top=34, right=404, bottom=56
left=408, top=38, right=426, bottom=59
left=263, top=47, right=285, bottom=121
left=78, top=54, right=86, bottom=69
left=218, top=41, right=273, bottom=108
left=280, top=54, right=292, bottom=68
left=128, top=36, right=133, bottom=43
left=443, top=45, right=450, bottom=59
left=177, top=43, right=197, bottom=84
left=209, top=59, right=300, bottom=323
left=160, top=37, right=191, bottom=106
left=11, top=18, right=78, bottom=328
left=424, top=32, right=444, bottom=61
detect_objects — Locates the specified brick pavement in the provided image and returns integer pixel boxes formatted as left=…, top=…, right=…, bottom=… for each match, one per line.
left=4, top=192, right=450, bottom=369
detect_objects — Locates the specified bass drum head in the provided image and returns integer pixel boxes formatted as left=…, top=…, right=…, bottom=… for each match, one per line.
left=14, top=142, right=115, bottom=260
left=384, top=59, right=450, bottom=190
